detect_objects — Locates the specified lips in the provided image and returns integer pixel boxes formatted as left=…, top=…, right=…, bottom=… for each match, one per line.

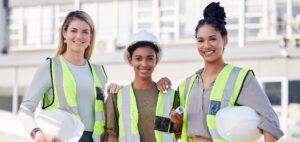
left=72, top=41, right=86, bottom=47
left=139, top=69, right=150, bottom=74
left=203, top=50, right=214, bottom=56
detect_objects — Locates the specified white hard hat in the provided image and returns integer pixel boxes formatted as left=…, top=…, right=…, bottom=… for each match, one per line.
left=123, top=30, right=162, bottom=64
left=216, top=106, right=262, bottom=142
left=35, top=109, right=84, bottom=142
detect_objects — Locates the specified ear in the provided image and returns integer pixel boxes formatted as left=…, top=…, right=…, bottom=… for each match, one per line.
left=223, top=36, right=228, bottom=47
left=128, top=57, right=133, bottom=66
left=63, top=30, right=67, bottom=39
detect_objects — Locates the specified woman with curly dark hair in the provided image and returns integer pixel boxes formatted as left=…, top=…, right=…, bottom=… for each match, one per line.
left=159, top=2, right=284, bottom=142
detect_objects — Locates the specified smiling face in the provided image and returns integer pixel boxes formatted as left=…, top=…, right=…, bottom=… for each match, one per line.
left=196, top=24, right=227, bottom=64
left=128, top=46, right=158, bottom=80
left=63, top=19, right=91, bottom=56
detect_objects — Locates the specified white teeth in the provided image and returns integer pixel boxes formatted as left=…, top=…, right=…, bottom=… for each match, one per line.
left=140, top=69, right=148, bottom=73
left=204, top=51, right=213, bottom=56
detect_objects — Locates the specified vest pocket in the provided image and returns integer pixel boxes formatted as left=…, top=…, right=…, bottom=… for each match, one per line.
left=96, top=87, right=104, bottom=101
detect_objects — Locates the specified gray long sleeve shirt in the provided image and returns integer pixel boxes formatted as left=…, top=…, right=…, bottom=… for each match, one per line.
left=18, top=57, right=95, bottom=134
left=186, top=69, right=284, bottom=139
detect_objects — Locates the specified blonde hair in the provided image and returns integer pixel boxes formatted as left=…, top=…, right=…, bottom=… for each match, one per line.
left=57, top=11, right=95, bottom=60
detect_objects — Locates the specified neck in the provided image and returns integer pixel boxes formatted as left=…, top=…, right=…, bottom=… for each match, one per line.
left=132, top=77, right=153, bottom=90
left=203, top=61, right=225, bottom=76
left=62, top=52, right=85, bottom=66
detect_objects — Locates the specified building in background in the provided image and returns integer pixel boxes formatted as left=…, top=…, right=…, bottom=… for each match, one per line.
left=0, top=0, right=300, bottom=139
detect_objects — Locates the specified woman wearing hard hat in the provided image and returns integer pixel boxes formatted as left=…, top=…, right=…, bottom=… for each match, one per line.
left=105, top=30, right=182, bottom=142
left=158, top=2, right=284, bottom=142
left=18, top=11, right=116, bottom=142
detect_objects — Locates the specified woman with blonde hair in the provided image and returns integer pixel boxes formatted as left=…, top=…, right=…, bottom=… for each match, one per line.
left=19, top=11, right=108, bottom=142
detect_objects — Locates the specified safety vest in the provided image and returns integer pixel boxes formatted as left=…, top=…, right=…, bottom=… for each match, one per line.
left=42, top=56, right=107, bottom=142
left=179, top=64, right=253, bottom=142
left=117, top=85, right=176, bottom=142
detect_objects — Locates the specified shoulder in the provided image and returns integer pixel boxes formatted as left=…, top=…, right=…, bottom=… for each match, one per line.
left=90, top=62, right=105, bottom=68
left=179, top=74, right=198, bottom=86
left=244, top=73, right=258, bottom=86
left=37, top=58, right=52, bottom=72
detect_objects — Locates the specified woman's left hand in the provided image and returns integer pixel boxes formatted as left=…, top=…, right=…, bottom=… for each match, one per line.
left=170, top=109, right=183, bottom=139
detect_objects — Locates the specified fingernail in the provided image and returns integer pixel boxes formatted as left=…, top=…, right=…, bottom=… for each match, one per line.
left=166, top=85, right=169, bottom=89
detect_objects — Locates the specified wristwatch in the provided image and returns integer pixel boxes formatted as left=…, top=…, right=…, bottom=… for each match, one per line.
left=30, top=128, right=42, bottom=139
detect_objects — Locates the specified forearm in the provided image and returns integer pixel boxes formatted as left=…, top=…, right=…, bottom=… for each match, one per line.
left=18, top=104, right=39, bottom=134
left=263, top=130, right=277, bottom=142
left=172, top=122, right=182, bottom=139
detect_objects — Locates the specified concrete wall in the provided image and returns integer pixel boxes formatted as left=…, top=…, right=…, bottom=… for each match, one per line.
left=104, top=57, right=300, bottom=86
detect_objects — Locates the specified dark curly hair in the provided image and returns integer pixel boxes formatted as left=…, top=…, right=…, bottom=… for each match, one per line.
left=195, top=2, right=227, bottom=38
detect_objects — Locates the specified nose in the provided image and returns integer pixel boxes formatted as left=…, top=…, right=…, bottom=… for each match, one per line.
left=141, top=59, right=147, bottom=67
left=75, top=32, right=83, bottom=39
left=203, top=41, right=210, bottom=49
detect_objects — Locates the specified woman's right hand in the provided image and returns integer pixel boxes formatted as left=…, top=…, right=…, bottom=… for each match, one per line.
left=34, top=131, right=61, bottom=142
left=106, top=83, right=122, bottom=95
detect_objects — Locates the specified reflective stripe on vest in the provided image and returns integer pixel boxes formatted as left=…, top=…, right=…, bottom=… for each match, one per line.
left=179, top=75, right=197, bottom=142
left=117, top=85, right=176, bottom=142
left=42, top=56, right=107, bottom=142
left=154, top=88, right=176, bottom=142
left=179, top=64, right=253, bottom=142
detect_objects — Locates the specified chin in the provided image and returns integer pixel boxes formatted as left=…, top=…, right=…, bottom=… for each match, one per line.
left=139, top=74, right=152, bottom=79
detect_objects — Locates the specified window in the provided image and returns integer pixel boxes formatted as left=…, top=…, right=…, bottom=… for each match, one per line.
left=41, top=6, right=54, bottom=44
left=97, top=2, right=115, bottom=38
left=262, top=82, right=282, bottom=105
left=116, top=1, right=132, bottom=46
left=24, top=7, right=39, bottom=46
left=8, top=8, right=21, bottom=47
left=289, top=80, right=300, bottom=103
left=275, top=1, right=286, bottom=35
left=178, top=0, right=198, bottom=39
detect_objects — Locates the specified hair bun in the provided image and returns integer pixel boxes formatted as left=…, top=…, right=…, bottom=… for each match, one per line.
left=203, top=2, right=226, bottom=25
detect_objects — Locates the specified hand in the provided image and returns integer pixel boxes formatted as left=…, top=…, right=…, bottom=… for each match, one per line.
left=170, top=110, right=183, bottom=125
left=107, top=134, right=118, bottom=142
left=107, top=83, right=122, bottom=95
left=34, top=131, right=61, bottom=142
left=157, top=77, right=172, bottom=93
left=170, top=109, right=183, bottom=135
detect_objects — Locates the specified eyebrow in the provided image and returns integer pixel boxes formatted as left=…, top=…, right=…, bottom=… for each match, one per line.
left=197, top=34, right=217, bottom=39
left=133, top=54, right=155, bottom=57
left=69, top=27, right=90, bottom=31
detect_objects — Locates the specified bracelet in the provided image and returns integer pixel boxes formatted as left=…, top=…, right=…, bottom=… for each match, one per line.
left=30, top=128, right=42, bottom=139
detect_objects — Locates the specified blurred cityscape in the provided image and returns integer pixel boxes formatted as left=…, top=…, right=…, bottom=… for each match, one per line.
left=0, top=0, right=300, bottom=141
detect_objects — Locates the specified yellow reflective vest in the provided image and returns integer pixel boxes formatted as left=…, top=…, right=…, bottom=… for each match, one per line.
left=42, top=56, right=107, bottom=142
left=117, top=84, right=176, bottom=142
left=179, top=64, right=253, bottom=142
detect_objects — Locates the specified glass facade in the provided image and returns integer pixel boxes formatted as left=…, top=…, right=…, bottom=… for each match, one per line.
left=6, top=0, right=300, bottom=50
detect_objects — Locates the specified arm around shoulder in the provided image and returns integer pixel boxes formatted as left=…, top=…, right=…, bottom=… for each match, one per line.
left=105, top=93, right=119, bottom=140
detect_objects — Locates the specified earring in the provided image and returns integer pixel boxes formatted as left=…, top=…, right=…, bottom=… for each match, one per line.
left=64, top=39, right=66, bottom=43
